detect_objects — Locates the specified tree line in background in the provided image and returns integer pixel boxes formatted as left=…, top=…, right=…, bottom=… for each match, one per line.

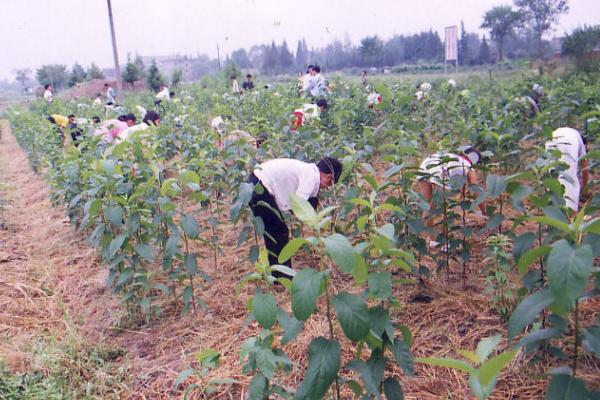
left=10, top=0, right=600, bottom=93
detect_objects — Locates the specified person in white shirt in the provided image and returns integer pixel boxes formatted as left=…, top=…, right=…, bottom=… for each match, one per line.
left=155, top=84, right=170, bottom=105
left=104, top=83, right=115, bottom=105
left=291, top=99, right=327, bottom=131
left=301, top=65, right=314, bottom=94
left=249, top=157, right=343, bottom=280
left=93, top=93, right=103, bottom=107
left=418, top=146, right=487, bottom=242
left=545, top=127, right=588, bottom=211
left=231, top=75, right=240, bottom=95
left=43, top=84, right=53, bottom=103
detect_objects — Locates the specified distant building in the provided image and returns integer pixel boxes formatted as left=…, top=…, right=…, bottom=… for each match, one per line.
left=550, top=37, right=563, bottom=58
left=141, top=55, right=192, bottom=80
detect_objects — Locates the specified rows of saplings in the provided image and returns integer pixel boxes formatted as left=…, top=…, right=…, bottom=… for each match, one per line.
left=7, top=70, right=600, bottom=399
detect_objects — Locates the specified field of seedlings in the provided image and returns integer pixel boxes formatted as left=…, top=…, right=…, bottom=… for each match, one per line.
left=2, top=69, right=600, bottom=399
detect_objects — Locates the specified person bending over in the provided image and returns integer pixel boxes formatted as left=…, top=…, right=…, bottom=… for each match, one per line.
left=417, top=145, right=486, bottom=246
left=545, top=127, right=588, bottom=212
left=249, top=157, right=342, bottom=280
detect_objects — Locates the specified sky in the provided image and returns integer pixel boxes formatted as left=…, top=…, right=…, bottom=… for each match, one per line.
left=2, top=0, right=599, bottom=81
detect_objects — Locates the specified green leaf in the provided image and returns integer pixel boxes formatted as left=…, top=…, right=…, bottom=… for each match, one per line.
left=475, top=335, right=501, bottom=364
left=109, top=234, right=126, bottom=258
left=253, top=291, right=277, bottom=329
left=134, top=243, right=154, bottom=262
left=289, top=193, right=318, bottom=226
left=165, top=234, right=180, bottom=257
left=332, top=292, right=370, bottom=342
left=582, top=218, right=600, bottom=235
left=181, top=214, right=200, bottom=238
left=478, top=349, right=518, bottom=387
left=352, top=254, right=368, bottom=284
left=278, top=238, right=310, bottom=264
left=161, top=178, right=180, bottom=197
left=347, top=360, right=380, bottom=397
left=383, top=378, right=405, bottom=400
left=529, top=216, right=572, bottom=235
left=392, top=340, right=415, bottom=376
left=323, top=233, right=356, bottom=274
left=173, top=368, right=195, bottom=391
left=294, top=337, right=341, bottom=400
left=276, top=308, right=304, bottom=345
left=516, top=328, right=561, bottom=349
left=184, top=253, right=198, bottom=276
left=104, top=205, right=123, bottom=227
left=416, top=357, right=474, bottom=374
left=508, top=288, right=555, bottom=339
left=248, top=374, right=268, bottom=400
left=256, top=347, right=276, bottom=379
left=518, top=246, right=552, bottom=278
left=545, top=374, right=590, bottom=400
left=291, top=268, right=323, bottom=321
left=486, top=174, right=508, bottom=198
left=582, top=327, right=600, bottom=357
left=196, top=348, right=220, bottom=367
left=547, top=240, right=593, bottom=312
left=368, top=271, right=392, bottom=300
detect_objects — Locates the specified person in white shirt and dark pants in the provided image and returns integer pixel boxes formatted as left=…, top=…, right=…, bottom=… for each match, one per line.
left=249, top=157, right=343, bottom=279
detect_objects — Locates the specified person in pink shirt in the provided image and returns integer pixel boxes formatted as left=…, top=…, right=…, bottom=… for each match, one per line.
left=94, top=113, right=136, bottom=143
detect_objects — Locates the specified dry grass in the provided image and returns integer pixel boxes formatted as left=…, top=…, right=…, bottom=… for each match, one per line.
left=0, top=119, right=599, bottom=399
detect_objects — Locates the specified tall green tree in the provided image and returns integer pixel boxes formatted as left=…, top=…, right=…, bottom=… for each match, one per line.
left=87, top=63, right=105, bottom=80
left=296, top=39, right=309, bottom=69
left=479, top=35, right=491, bottom=64
left=145, top=60, right=165, bottom=92
left=122, top=61, right=141, bottom=88
left=231, top=48, right=251, bottom=68
left=279, top=40, right=294, bottom=72
left=481, top=5, right=522, bottom=61
left=359, top=36, right=384, bottom=67
left=68, top=63, right=87, bottom=87
left=459, top=21, right=470, bottom=66
left=134, top=55, right=146, bottom=79
left=14, top=68, right=31, bottom=93
left=514, top=0, right=569, bottom=57
left=36, top=64, right=68, bottom=90
left=562, top=25, right=600, bottom=71
left=262, top=41, right=279, bottom=75
left=171, top=68, right=183, bottom=87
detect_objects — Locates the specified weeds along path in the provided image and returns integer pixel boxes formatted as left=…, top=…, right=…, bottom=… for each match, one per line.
left=0, top=119, right=105, bottom=365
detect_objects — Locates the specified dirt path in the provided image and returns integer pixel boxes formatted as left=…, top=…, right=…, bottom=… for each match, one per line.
left=0, top=119, right=107, bottom=367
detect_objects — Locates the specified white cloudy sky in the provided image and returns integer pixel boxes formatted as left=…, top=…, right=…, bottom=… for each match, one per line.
left=2, top=0, right=599, bottom=81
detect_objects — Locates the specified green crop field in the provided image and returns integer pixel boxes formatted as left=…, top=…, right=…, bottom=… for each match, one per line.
left=3, top=67, right=600, bottom=399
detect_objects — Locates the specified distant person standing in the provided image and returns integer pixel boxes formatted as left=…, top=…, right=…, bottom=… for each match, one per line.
left=242, top=74, right=254, bottom=91
left=231, top=75, right=240, bottom=95
left=309, top=66, right=328, bottom=98
left=43, top=84, right=54, bottom=103
left=104, top=83, right=115, bottom=105
left=361, top=70, right=368, bottom=87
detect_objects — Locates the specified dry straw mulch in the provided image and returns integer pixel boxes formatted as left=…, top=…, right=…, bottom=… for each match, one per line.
left=0, top=119, right=598, bottom=399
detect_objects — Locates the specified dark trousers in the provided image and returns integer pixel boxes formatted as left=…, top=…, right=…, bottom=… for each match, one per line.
left=248, top=174, right=291, bottom=278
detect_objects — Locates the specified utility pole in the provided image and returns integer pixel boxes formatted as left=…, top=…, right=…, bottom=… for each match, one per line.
left=106, top=0, right=124, bottom=102
left=216, top=44, right=221, bottom=70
